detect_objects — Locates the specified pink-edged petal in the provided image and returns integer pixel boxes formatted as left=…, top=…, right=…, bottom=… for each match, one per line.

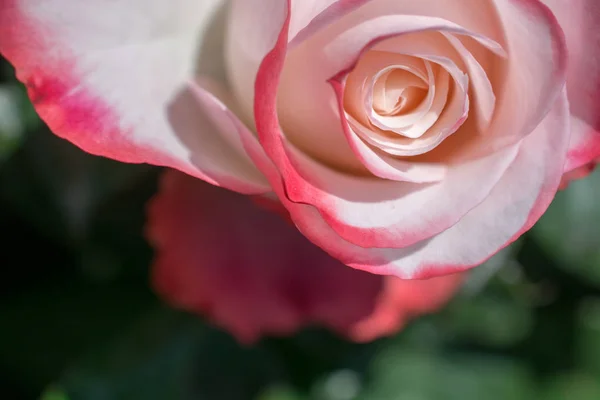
left=291, top=92, right=571, bottom=278
left=348, top=273, right=464, bottom=343
left=540, top=0, right=600, bottom=171
left=0, top=0, right=270, bottom=194
left=282, top=141, right=517, bottom=249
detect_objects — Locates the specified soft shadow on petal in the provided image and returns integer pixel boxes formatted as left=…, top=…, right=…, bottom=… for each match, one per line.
left=147, top=170, right=462, bottom=343
left=166, top=80, right=271, bottom=194
left=0, top=0, right=268, bottom=193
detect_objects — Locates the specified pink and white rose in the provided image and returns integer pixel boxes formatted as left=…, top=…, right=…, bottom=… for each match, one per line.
left=1, top=0, right=599, bottom=278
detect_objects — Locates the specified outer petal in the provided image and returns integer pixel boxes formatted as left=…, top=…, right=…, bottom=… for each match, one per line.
left=0, top=0, right=269, bottom=194
left=147, top=170, right=461, bottom=343
left=279, top=138, right=519, bottom=249
left=540, top=0, right=600, bottom=171
left=291, top=93, right=571, bottom=278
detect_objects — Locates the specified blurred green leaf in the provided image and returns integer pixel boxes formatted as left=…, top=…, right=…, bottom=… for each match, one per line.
left=311, top=369, right=362, bottom=400
left=59, top=308, right=285, bottom=400
left=461, top=244, right=522, bottom=297
left=445, top=293, right=533, bottom=348
left=0, top=280, right=156, bottom=393
left=39, top=386, right=69, bottom=400
left=0, top=84, right=27, bottom=160
left=61, top=308, right=201, bottom=400
left=576, top=297, right=600, bottom=376
left=358, top=344, right=536, bottom=400
left=542, top=372, right=600, bottom=400
left=0, top=128, right=155, bottom=244
left=257, top=385, right=305, bottom=400
left=532, top=169, right=600, bottom=285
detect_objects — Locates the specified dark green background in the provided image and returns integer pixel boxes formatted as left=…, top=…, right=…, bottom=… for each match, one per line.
left=1, top=56, right=600, bottom=400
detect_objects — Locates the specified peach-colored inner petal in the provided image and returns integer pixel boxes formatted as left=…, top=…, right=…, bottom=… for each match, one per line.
left=342, top=32, right=476, bottom=158
left=275, top=6, right=512, bottom=183
left=371, top=69, right=428, bottom=116
left=367, top=60, right=440, bottom=136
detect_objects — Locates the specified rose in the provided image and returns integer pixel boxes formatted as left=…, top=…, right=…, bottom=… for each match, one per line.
left=1, top=0, right=599, bottom=279
left=148, top=170, right=464, bottom=343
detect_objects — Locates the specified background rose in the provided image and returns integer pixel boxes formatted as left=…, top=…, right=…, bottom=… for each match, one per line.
left=147, top=170, right=464, bottom=343
left=1, top=0, right=599, bottom=279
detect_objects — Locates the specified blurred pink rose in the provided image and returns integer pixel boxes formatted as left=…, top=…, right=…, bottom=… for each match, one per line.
left=1, top=1, right=599, bottom=278
left=147, top=170, right=463, bottom=343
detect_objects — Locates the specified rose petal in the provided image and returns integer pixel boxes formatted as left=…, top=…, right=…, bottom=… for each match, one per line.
left=363, top=32, right=471, bottom=155
left=477, top=0, right=567, bottom=148
left=185, top=79, right=274, bottom=188
left=0, top=0, right=271, bottom=194
left=540, top=0, right=600, bottom=171
left=289, top=0, right=373, bottom=47
left=321, top=14, right=503, bottom=84
left=444, top=33, right=496, bottom=131
left=337, top=114, right=450, bottom=182
left=280, top=138, right=518, bottom=249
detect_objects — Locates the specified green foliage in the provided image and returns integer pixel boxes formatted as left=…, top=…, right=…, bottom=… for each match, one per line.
left=360, top=349, right=536, bottom=400
left=533, top=169, right=600, bottom=285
